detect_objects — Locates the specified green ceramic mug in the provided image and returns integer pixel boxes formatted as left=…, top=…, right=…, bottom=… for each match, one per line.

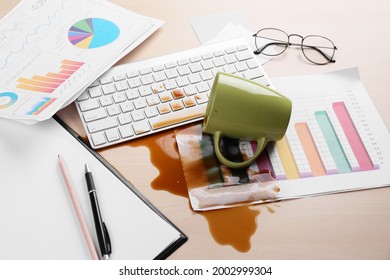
left=202, top=72, right=292, bottom=169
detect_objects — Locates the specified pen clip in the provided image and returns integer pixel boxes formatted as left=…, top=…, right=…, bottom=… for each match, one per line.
left=103, top=222, right=112, bottom=254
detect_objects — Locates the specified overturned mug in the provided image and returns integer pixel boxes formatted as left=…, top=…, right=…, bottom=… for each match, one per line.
left=202, top=72, right=292, bottom=169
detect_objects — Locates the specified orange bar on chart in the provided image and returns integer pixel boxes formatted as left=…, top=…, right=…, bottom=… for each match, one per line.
left=31, top=75, right=65, bottom=84
left=275, top=136, right=300, bottom=179
left=62, top=59, right=85, bottom=66
left=16, top=83, right=54, bottom=93
left=295, top=123, right=327, bottom=176
left=16, top=77, right=59, bottom=89
left=47, top=72, right=71, bottom=79
left=61, top=64, right=81, bottom=71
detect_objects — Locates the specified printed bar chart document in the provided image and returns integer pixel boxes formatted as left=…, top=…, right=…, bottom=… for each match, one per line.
left=0, top=117, right=186, bottom=259
left=176, top=68, right=390, bottom=211
left=0, top=0, right=163, bottom=123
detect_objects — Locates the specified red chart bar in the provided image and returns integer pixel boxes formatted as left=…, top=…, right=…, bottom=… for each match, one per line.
left=251, top=142, right=275, bottom=177
left=332, top=102, right=374, bottom=171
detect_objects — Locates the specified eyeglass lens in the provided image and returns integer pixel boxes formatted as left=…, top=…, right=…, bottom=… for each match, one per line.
left=254, top=28, right=336, bottom=64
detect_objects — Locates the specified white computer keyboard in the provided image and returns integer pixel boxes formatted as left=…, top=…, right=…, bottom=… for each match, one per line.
left=75, top=38, right=272, bottom=149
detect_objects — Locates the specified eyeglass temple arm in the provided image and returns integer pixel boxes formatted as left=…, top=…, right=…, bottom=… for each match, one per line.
left=302, top=44, right=337, bottom=63
left=253, top=41, right=288, bottom=55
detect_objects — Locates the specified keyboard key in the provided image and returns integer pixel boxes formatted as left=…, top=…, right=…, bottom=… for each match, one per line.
left=87, top=117, right=118, bottom=133
left=200, top=70, right=213, bottom=81
left=149, top=104, right=206, bottom=130
left=195, top=82, right=209, bottom=93
left=146, top=95, right=160, bottom=106
left=120, top=101, right=134, bottom=112
left=78, top=99, right=99, bottom=112
left=189, top=55, right=201, bottom=63
left=119, top=124, right=134, bottom=138
left=172, top=89, right=185, bottom=99
left=99, top=76, right=112, bottom=85
left=133, top=98, right=147, bottom=110
left=118, top=113, right=132, bottom=125
left=102, top=84, right=116, bottom=95
left=194, top=93, right=208, bottom=104
left=188, top=73, right=201, bottom=84
left=176, top=76, right=189, bottom=87
left=139, top=87, right=152, bottom=97
left=237, top=44, right=248, bottom=51
left=201, top=52, right=213, bottom=60
left=133, top=120, right=151, bottom=134
left=177, top=65, right=190, bottom=76
left=113, top=73, right=126, bottom=81
left=183, top=96, right=196, bottom=107
left=152, top=64, right=164, bottom=72
left=235, top=50, right=253, bottom=61
left=177, top=58, right=189, bottom=66
left=107, top=104, right=121, bottom=116
left=165, top=68, right=178, bottom=79
left=144, top=107, right=158, bottom=118
left=151, top=82, right=165, bottom=93
left=89, top=87, right=102, bottom=98
left=115, top=81, right=129, bottom=92
left=126, top=89, right=139, bottom=100
left=91, top=132, right=106, bottom=146
left=201, top=60, right=213, bottom=70
left=131, top=110, right=145, bottom=121
left=105, top=128, right=120, bottom=142
left=140, top=74, right=154, bottom=85
left=83, top=108, right=107, bottom=122
left=243, top=68, right=265, bottom=80
left=164, top=61, right=176, bottom=69
left=112, top=92, right=126, bottom=103
left=126, top=71, right=139, bottom=78
left=99, top=96, right=113, bottom=107
left=164, top=80, right=177, bottom=90
left=128, top=78, right=141, bottom=88
left=77, top=90, right=89, bottom=102
left=170, top=100, right=184, bottom=111
left=139, top=67, right=152, bottom=75
left=157, top=103, right=171, bottom=114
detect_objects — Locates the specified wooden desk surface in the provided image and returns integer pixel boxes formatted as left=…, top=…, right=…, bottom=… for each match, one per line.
left=2, top=0, right=390, bottom=259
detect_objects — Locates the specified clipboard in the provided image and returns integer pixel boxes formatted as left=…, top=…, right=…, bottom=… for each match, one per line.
left=0, top=116, right=187, bottom=259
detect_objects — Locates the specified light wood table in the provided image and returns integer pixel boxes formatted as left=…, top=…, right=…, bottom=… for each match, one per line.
left=2, top=0, right=390, bottom=259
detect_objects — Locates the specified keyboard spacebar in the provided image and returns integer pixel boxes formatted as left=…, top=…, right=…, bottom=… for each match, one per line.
left=149, top=104, right=207, bottom=130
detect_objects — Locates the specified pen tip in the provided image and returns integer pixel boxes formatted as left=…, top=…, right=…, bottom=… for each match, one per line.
left=85, top=164, right=90, bottom=173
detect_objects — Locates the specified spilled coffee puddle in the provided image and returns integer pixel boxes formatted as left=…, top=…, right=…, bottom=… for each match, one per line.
left=120, top=129, right=275, bottom=252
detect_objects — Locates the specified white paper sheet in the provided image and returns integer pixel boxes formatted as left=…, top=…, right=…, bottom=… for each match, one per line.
left=269, top=68, right=390, bottom=199
left=190, top=12, right=272, bottom=65
left=0, top=117, right=184, bottom=259
left=0, top=0, right=163, bottom=123
left=175, top=68, right=390, bottom=210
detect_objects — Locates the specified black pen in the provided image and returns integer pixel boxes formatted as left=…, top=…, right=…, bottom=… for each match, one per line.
left=85, top=164, right=111, bottom=260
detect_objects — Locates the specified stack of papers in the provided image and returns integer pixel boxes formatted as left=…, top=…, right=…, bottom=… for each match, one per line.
left=0, top=0, right=163, bottom=123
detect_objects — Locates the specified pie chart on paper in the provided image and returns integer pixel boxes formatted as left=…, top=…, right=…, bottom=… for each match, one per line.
left=68, top=18, right=120, bottom=49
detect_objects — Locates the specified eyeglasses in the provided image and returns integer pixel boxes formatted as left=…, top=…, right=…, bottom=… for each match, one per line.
left=253, top=28, right=337, bottom=65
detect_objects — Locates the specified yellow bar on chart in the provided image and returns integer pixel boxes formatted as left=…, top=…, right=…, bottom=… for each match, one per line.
left=275, top=136, right=300, bottom=179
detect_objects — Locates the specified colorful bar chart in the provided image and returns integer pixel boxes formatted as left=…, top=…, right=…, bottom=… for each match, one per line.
left=16, top=59, right=84, bottom=93
left=253, top=100, right=379, bottom=180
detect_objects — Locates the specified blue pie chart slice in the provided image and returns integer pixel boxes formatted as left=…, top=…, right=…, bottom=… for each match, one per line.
left=68, top=18, right=120, bottom=49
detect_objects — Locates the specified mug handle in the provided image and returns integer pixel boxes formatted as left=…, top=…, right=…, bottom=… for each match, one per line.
left=213, top=131, right=267, bottom=169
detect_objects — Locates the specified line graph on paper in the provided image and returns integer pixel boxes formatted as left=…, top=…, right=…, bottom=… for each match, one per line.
left=252, top=88, right=383, bottom=181
left=0, top=0, right=70, bottom=70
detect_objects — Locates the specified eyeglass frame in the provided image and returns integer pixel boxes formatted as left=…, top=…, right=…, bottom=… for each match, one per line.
left=253, top=28, right=338, bottom=65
